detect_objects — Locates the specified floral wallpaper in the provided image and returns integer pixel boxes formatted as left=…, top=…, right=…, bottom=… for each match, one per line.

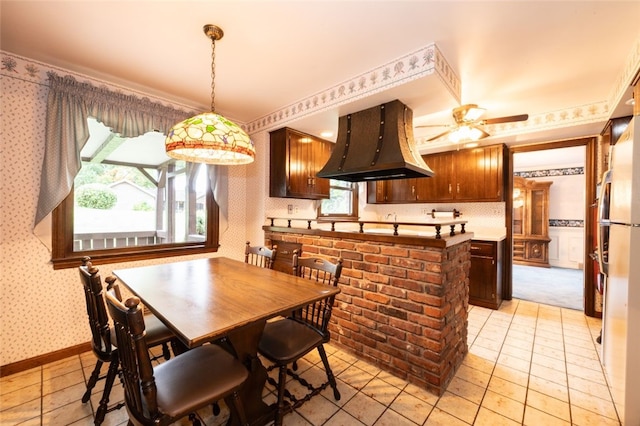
left=0, top=53, right=254, bottom=366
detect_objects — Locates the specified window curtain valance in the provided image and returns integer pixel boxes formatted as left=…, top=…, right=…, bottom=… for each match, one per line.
left=35, top=72, right=204, bottom=226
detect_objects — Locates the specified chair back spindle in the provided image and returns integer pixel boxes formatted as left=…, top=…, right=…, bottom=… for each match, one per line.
left=291, top=251, right=343, bottom=337
left=245, top=241, right=278, bottom=269
left=79, top=257, right=113, bottom=360
left=105, top=291, right=159, bottom=421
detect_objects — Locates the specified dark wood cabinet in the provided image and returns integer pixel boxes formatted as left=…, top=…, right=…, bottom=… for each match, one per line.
left=417, top=151, right=455, bottom=201
left=269, top=127, right=332, bottom=199
left=453, top=144, right=504, bottom=202
left=469, top=240, right=503, bottom=309
left=366, top=144, right=505, bottom=204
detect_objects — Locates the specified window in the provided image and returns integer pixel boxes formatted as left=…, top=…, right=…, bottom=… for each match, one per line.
left=317, top=180, right=359, bottom=219
left=51, top=118, right=218, bottom=269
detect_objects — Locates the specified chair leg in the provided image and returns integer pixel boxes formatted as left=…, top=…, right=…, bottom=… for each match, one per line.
left=227, top=391, right=248, bottom=426
left=187, top=413, right=202, bottom=426
left=274, top=365, right=288, bottom=426
left=317, top=345, right=340, bottom=401
left=161, top=342, right=171, bottom=360
left=171, top=338, right=188, bottom=356
left=94, top=357, right=120, bottom=426
left=82, top=359, right=103, bottom=403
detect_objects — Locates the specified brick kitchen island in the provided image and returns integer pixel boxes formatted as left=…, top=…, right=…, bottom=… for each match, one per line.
left=263, top=220, right=472, bottom=396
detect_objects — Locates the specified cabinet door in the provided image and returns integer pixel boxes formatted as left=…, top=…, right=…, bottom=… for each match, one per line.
left=270, top=128, right=331, bottom=200
left=454, top=145, right=504, bottom=202
left=453, top=148, right=482, bottom=200
left=469, top=240, right=502, bottom=309
left=308, top=139, right=331, bottom=198
left=469, top=255, right=496, bottom=303
left=528, top=188, right=547, bottom=237
left=417, top=152, right=454, bottom=201
left=367, top=181, right=387, bottom=203
left=388, top=178, right=416, bottom=202
left=480, top=145, right=504, bottom=201
left=367, top=179, right=416, bottom=203
left=286, top=131, right=311, bottom=196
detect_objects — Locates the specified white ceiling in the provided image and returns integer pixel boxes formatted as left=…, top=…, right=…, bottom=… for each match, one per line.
left=1, top=1, right=639, bottom=154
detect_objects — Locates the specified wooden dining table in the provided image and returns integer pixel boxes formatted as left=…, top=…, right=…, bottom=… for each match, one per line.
left=112, top=256, right=340, bottom=426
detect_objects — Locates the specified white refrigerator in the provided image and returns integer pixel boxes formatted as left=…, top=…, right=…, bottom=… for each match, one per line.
left=599, top=115, right=640, bottom=425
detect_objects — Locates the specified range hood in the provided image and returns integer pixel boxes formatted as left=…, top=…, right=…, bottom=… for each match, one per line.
left=317, top=100, right=434, bottom=182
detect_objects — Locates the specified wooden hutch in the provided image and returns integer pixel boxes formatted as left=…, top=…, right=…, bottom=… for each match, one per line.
left=513, top=176, right=552, bottom=267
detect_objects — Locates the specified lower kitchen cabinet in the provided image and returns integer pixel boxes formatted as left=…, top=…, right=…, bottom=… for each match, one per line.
left=469, top=240, right=503, bottom=309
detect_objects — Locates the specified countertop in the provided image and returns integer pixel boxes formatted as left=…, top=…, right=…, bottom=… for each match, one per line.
left=469, top=227, right=507, bottom=242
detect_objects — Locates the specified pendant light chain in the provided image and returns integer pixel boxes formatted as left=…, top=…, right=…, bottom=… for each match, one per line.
left=164, top=24, right=255, bottom=165
left=210, top=35, right=216, bottom=113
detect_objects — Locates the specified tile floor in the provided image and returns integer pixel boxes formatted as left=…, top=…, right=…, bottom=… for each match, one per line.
left=0, top=299, right=620, bottom=425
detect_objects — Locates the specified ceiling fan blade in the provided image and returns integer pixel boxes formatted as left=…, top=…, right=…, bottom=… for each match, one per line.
left=415, top=124, right=451, bottom=128
left=427, top=129, right=453, bottom=142
left=471, top=125, right=490, bottom=139
left=482, top=114, right=529, bottom=125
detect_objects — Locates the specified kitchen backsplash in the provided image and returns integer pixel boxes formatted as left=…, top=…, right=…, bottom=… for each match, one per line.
left=264, top=184, right=506, bottom=231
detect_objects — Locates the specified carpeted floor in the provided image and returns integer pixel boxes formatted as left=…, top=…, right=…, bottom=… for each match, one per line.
left=512, top=264, right=584, bottom=311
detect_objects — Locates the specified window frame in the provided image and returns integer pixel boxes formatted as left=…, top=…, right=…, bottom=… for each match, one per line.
left=317, top=180, right=359, bottom=220
left=51, top=181, right=219, bottom=270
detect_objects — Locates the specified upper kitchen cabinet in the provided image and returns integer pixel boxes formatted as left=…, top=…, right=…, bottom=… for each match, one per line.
left=367, top=144, right=505, bottom=204
left=270, top=127, right=332, bottom=199
left=453, top=144, right=505, bottom=202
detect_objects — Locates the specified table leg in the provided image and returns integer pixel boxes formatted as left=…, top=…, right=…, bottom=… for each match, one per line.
left=224, top=320, right=275, bottom=426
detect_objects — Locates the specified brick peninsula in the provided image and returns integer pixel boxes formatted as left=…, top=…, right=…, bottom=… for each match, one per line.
left=263, top=219, right=472, bottom=395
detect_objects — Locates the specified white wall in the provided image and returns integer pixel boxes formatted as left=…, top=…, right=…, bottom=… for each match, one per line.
left=514, top=147, right=586, bottom=269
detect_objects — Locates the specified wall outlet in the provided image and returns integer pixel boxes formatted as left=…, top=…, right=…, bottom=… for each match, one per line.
left=287, top=204, right=293, bottom=214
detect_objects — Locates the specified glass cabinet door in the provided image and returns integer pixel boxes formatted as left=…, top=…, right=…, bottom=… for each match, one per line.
left=529, top=189, right=545, bottom=236
left=513, top=187, right=525, bottom=236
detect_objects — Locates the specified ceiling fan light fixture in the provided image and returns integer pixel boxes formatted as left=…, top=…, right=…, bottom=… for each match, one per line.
left=448, top=125, right=486, bottom=143
left=165, top=24, right=255, bottom=165
left=453, top=104, right=486, bottom=123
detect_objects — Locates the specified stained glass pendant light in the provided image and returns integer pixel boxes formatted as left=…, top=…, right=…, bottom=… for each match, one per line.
left=165, top=25, right=255, bottom=165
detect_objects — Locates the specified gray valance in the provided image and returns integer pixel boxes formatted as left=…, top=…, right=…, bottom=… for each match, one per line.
left=35, top=72, right=198, bottom=225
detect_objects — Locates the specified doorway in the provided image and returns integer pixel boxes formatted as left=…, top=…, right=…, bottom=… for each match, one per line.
left=511, top=145, right=587, bottom=311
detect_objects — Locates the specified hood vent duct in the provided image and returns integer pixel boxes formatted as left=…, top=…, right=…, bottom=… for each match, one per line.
left=317, top=100, right=434, bottom=182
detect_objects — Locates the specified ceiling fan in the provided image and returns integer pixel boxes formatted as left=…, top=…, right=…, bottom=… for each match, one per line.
left=417, top=104, right=529, bottom=143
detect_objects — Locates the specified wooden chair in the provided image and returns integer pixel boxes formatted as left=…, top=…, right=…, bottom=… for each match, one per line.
left=258, top=251, right=343, bottom=425
left=244, top=241, right=277, bottom=269
left=104, top=288, right=249, bottom=426
left=79, top=257, right=180, bottom=425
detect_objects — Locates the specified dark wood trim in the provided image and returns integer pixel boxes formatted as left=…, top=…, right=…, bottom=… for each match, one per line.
left=1, top=342, right=91, bottom=377
left=584, top=137, right=598, bottom=317
left=504, top=147, right=514, bottom=300
left=51, top=186, right=220, bottom=270
left=262, top=225, right=461, bottom=248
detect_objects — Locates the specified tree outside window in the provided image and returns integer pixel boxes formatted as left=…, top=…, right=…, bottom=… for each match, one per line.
left=318, top=180, right=358, bottom=219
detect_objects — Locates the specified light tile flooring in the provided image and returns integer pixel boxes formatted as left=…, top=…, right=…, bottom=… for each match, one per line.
left=0, top=299, right=620, bottom=425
